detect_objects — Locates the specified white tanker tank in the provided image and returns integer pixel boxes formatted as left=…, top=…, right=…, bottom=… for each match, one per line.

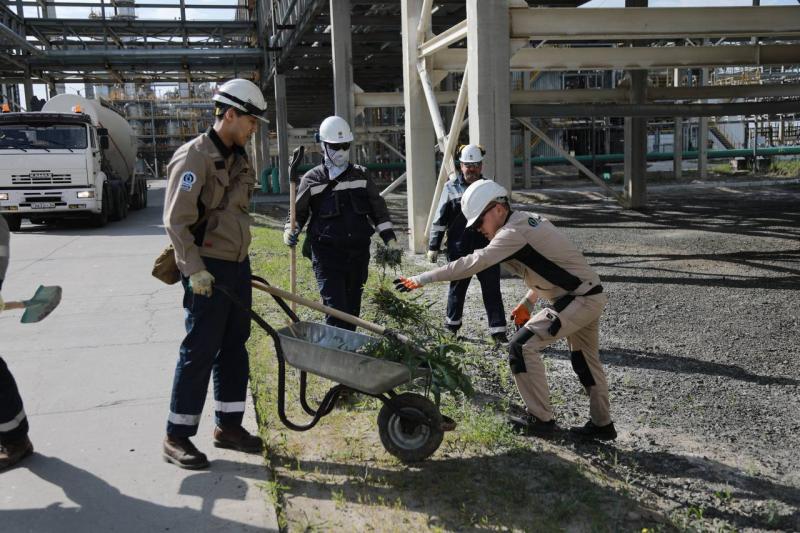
left=42, top=94, right=137, bottom=185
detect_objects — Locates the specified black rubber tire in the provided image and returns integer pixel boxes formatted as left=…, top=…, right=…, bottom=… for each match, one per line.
left=109, top=185, right=123, bottom=221
left=129, top=180, right=142, bottom=210
left=90, top=185, right=109, bottom=227
left=4, top=214, right=21, bottom=231
left=142, top=181, right=148, bottom=208
left=120, top=187, right=128, bottom=219
left=377, top=393, right=443, bottom=463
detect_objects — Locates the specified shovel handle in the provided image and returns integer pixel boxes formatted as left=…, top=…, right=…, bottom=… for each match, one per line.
left=3, top=301, right=25, bottom=311
left=251, top=280, right=413, bottom=345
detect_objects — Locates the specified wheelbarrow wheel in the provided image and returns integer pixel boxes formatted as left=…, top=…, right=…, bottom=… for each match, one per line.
left=377, top=393, right=443, bottom=463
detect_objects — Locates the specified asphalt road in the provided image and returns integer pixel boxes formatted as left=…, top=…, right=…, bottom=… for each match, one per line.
left=0, top=181, right=276, bottom=532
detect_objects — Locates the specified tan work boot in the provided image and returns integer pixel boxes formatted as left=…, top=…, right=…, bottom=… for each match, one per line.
left=0, top=436, right=33, bottom=472
left=163, top=435, right=209, bottom=469
left=213, top=425, right=263, bottom=453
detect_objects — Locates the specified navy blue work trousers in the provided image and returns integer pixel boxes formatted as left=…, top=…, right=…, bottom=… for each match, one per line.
left=166, top=257, right=252, bottom=437
left=310, top=241, right=370, bottom=331
left=445, top=259, right=506, bottom=335
left=0, top=356, right=28, bottom=444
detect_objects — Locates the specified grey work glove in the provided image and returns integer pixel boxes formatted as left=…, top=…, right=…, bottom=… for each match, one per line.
left=189, top=270, right=215, bottom=297
left=426, top=250, right=439, bottom=263
left=283, top=228, right=300, bottom=247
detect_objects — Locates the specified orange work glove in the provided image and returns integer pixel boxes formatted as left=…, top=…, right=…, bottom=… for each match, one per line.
left=510, top=299, right=534, bottom=327
left=393, top=276, right=422, bottom=293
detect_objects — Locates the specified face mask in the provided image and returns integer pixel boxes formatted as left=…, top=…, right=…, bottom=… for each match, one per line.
left=324, top=144, right=350, bottom=169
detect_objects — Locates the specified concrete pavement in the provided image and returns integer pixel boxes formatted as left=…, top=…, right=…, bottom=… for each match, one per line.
left=0, top=181, right=278, bottom=532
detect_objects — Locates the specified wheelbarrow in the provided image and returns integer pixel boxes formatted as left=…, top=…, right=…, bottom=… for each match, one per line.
left=217, top=275, right=447, bottom=463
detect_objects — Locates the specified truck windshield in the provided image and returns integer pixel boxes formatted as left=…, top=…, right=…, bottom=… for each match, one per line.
left=0, top=124, right=88, bottom=150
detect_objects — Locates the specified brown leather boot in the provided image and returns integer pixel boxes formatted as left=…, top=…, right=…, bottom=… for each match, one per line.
left=0, top=435, right=33, bottom=472
left=213, top=425, right=263, bottom=453
left=163, top=435, right=209, bottom=469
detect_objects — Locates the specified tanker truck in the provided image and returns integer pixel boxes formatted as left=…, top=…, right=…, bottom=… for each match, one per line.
left=0, top=94, right=148, bottom=230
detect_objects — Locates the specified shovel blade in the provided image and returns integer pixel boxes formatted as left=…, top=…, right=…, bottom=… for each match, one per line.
left=21, top=285, right=62, bottom=323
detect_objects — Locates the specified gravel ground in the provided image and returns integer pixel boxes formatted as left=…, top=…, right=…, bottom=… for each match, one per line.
left=385, top=178, right=800, bottom=531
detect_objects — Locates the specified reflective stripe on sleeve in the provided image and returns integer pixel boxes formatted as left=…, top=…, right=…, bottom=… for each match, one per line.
left=0, top=408, right=26, bottom=432
left=431, top=224, right=446, bottom=231
left=168, top=412, right=201, bottom=426
left=214, top=401, right=245, bottom=413
left=376, top=221, right=393, bottom=232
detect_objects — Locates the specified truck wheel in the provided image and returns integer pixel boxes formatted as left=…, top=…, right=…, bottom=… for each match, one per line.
left=142, top=181, right=148, bottom=208
left=109, top=184, right=124, bottom=221
left=3, top=214, right=21, bottom=231
left=130, top=180, right=144, bottom=210
left=120, top=188, right=128, bottom=219
left=91, top=186, right=109, bottom=227
left=377, top=393, right=443, bottom=463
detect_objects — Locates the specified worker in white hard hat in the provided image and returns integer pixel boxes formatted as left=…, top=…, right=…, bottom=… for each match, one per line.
left=428, top=144, right=507, bottom=344
left=283, top=115, right=399, bottom=330
left=161, top=78, right=266, bottom=469
left=394, top=180, right=616, bottom=441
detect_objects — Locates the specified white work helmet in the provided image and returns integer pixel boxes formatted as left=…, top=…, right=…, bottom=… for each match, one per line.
left=317, top=115, right=354, bottom=143
left=461, top=179, right=509, bottom=228
left=459, top=144, right=484, bottom=164
left=212, top=79, right=268, bottom=123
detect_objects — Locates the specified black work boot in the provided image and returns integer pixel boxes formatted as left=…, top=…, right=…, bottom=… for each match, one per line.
left=445, top=324, right=460, bottom=338
left=508, top=413, right=557, bottom=438
left=0, top=435, right=33, bottom=472
left=163, top=435, right=209, bottom=469
left=569, top=420, right=617, bottom=441
left=491, top=332, right=509, bottom=346
left=213, top=425, right=263, bottom=454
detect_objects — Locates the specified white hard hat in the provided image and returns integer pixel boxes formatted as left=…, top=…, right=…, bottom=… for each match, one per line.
left=318, top=115, right=354, bottom=143
left=212, top=79, right=268, bottom=123
left=461, top=180, right=508, bottom=228
left=459, top=144, right=484, bottom=164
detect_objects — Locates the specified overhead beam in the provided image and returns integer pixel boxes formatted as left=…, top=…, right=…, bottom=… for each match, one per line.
left=511, top=100, right=800, bottom=118
left=433, top=44, right=800, bottom=72
left=510, top=6, right=800, bottom=40
left=418, top=19, right=466, bottom=58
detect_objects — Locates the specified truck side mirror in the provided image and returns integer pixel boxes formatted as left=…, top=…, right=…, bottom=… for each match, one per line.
left=100, top=136, right=109, bottom=150
left=97, top=128, right=108, bottom=136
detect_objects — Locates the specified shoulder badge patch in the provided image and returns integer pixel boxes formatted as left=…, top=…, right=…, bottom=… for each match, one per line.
left=180, top=171, right=196, bottom=192
left=528, top=216, right=540, bottom=228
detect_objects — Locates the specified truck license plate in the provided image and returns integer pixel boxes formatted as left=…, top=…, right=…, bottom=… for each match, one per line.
left=31, top=202, right=55, bottom=209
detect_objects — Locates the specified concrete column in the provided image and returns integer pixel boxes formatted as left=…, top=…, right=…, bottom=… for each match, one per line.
left=84, top=81, right=95, bottom=99
left=274, top=73, right=290, bottom=194
left=624, top=70, right=647, bottom=208
left=623, top=0, right=648, bottom=208
left=523, top=127, right=532, bottom=189
left=467, top=0, right=512, bottom=190
left=698, top=66, right=709, bottom=178
left=401, top=0, right=436, bottom=252
left=23, top=74, right=33, bottom=110
left=330, top=0, right=354, bottom=126
left=673, top=68, right=683, bottom=179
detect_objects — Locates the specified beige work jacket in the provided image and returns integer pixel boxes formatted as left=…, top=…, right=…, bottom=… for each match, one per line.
left=163, top=129, right=255, bottom=276
left=417, top=210, right=601, bottom=303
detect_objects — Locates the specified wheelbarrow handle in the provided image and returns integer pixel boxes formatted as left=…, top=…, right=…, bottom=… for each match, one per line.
left=251, top=280, right=413, bottom=345
left=3, top=301, right=25, bottom=310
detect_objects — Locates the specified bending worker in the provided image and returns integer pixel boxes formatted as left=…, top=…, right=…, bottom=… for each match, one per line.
left=428, top=144, right=506, bottom=344
left=395, top=180, right=616, bottom=440
left=284, top=116, right=399, bottom=331
left=162, top=78, right=265, bottom=469
left=0, top=215, right=34, bottom=471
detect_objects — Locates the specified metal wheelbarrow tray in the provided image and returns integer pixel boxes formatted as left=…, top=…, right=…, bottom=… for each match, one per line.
left=276, top=321, right=428, bottom=395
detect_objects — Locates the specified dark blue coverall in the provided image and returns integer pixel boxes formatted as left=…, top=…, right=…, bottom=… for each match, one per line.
left=0, top=215, right=28, bottom=446
left=288, top=163, right=396, bottom=331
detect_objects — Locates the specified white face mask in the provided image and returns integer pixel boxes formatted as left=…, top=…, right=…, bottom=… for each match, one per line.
left=323, top=144, right=350, bottom=169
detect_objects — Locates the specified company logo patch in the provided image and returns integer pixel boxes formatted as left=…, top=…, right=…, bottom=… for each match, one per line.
left=180, top=171, right=196, bottom=192
left=528, top=216, right=540, bottom=228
